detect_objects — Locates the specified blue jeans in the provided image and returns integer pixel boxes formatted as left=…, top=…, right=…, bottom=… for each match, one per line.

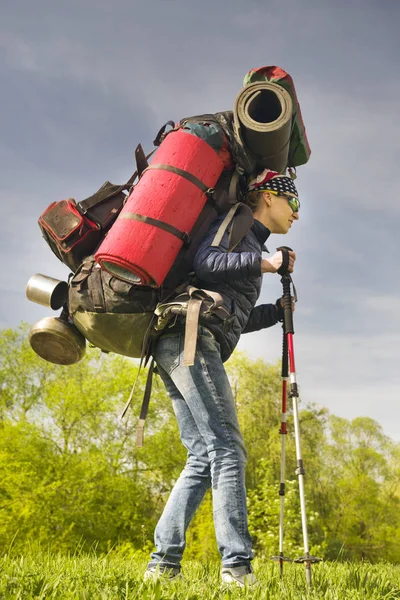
left=148, top=327, right=253, bottom=569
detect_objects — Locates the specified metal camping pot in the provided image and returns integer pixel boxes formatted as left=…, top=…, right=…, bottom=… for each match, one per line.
left=26, top=274, right=69, bottom=310
left=29, top=316, right=86, bottom=365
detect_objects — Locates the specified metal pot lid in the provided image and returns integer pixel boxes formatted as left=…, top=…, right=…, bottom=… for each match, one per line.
left=29, top=317, right=86, bottom=365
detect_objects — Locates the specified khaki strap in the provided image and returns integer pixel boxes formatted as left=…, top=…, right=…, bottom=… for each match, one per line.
left=154, top=286, right=229, bottom=368
left=186, top=286, right=223, bottom=309
left=119, top=212, right=190, bottom=244
left=143, top=163, right=214, bottom=196
left=182, top=298, right=203, bottom=366
left=120, top=368, right=141, bottom=420
left=120, top=317, right=157, bottom=448
left=136, top=419, right=146, bottom=447
left=211, top=203, right=242, bottom=248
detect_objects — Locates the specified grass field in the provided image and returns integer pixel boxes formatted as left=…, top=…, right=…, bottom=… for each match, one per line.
left=0, top=551, right=399, bottom=599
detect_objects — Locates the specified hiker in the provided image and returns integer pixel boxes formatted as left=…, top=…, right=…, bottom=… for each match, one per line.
left=144, top=168, right=299, bottom=587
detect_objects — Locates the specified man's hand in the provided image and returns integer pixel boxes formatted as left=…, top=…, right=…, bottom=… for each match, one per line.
left=261, top=250, right=296, bottom=274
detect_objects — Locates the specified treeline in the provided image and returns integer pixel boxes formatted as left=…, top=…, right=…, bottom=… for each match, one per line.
left=0, top=325, right=399, bottom=562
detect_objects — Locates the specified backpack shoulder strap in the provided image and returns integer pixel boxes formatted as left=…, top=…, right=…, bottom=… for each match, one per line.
left=211, top=204, right=241, bottom=248
left=228, top=204, right=254, bottom=251
left=211, top=203, right=254, bottom=251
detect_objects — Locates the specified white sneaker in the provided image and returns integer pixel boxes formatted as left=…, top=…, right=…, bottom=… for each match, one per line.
left=144, top=565, right=181, bottom=582
left=221, top=565, right=259, bottom=588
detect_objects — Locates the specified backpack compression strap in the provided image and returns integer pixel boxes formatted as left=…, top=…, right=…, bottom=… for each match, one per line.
left=135, top=358, right=155, bottom=447
left=117, top=162, right=219, bottom=245
left=118, top=212, right=191, bottom=244
left=154, top=286, right=229, bottom=367
left=142, top=163, right=216, bottom=196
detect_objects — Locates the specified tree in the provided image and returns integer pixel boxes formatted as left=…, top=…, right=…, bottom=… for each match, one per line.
left=0, top=325, right=181, bottom=553
left=0, top=325, right=399, bottom=562
left=225, top=352, right=282, bottom=489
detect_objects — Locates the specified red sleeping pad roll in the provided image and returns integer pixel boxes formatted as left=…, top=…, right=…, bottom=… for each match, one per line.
left=95, top=129, right=224, bottom=287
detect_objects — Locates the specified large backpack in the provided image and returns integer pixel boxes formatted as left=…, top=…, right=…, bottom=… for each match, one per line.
left=38, top=115, right=254, bottom=361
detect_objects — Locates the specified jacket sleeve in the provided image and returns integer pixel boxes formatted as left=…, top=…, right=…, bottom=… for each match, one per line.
left=193, top=224, right=261, bottom=283
left=242, top=304, right=279, bottom=333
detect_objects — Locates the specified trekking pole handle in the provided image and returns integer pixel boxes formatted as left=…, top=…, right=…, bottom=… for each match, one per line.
left=276, top=246, right=293, bottom=277
left=277, top=247, right=294, bottom=335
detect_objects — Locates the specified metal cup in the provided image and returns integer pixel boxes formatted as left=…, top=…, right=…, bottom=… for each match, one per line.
left=26, top=274, right=68, bottom=310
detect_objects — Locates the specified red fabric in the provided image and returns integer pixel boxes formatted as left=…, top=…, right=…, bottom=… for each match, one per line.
left=248, top=168, right=280, bottom=188
left=95, top=129, right=224, bottom=286
left=219, top=135, right=234, bottom=170
left=39, top=199, right=99, bottom=251
left=246, top=66, right=289, bottom=82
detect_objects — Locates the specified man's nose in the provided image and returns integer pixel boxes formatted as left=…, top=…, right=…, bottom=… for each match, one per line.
left=292, top=211, right=299, bottom=220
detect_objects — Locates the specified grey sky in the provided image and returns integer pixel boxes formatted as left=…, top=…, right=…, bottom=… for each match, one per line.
left=1, top=1, right=399, bottom=440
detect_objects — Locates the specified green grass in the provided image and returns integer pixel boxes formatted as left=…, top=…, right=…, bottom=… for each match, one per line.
left=0, top=551, right=399, bottom=599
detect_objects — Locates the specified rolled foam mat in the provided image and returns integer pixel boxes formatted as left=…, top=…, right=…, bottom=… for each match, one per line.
left=95, top=129, right=224, bottom=286
left=233, top=81, right=293, bottom=172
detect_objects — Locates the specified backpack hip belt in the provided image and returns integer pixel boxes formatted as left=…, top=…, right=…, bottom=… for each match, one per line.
left=155, top=285, right=232, bottom=366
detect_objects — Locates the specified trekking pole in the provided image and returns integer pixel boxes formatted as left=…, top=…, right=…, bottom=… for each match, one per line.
left=279, top=248, right=321, bottom=588
left=270, top=324, right=292, bottom=576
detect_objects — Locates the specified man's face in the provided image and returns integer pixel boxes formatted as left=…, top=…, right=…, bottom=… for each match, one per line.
left=264, top=191, right=299, bottom=234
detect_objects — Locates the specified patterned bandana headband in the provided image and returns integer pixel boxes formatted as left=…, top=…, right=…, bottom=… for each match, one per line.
left=246, top=168, right=299, bottom=199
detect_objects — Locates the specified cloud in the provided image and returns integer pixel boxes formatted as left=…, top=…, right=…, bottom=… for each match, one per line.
left=365, top=294, right=400, bottom=316
left=0, top=31, right=41, bottom=72
left=0, top=0, right=399, bottom=442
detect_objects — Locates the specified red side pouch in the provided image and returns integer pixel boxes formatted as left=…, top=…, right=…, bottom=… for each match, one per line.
left=39, top=199, right=102, bottom=272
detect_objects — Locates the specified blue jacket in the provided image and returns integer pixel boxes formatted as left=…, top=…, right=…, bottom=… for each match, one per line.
left=193, top=216, right=280, bottom=361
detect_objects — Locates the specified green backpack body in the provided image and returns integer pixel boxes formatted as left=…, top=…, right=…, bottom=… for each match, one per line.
left=68, top=256, right=159, bottom=358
